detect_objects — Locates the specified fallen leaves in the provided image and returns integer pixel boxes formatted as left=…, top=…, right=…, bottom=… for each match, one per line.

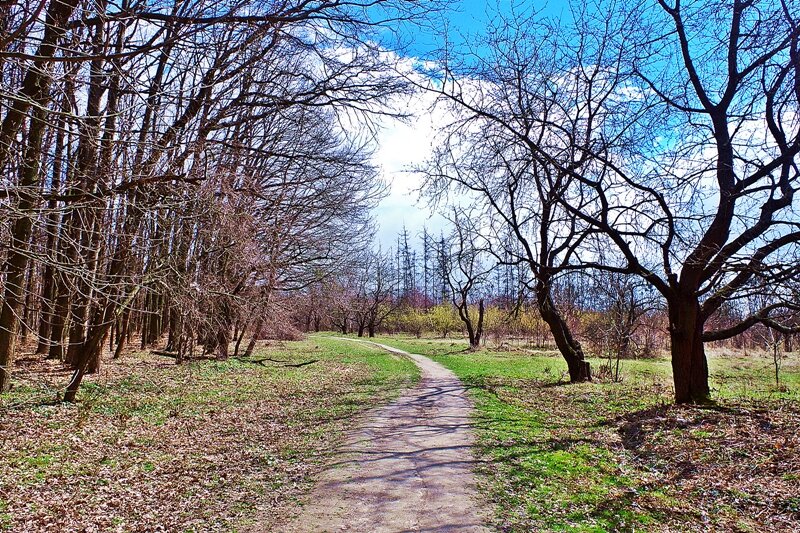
left=0, top=340, right=413, bottom=532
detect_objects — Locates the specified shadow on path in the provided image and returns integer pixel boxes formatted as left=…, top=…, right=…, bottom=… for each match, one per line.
left=266, top=338, right=490, bottom=533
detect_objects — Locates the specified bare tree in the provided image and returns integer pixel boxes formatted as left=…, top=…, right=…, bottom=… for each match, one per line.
left=352, top=248, right=398, bottom=338
left=552, top=0, right=800, bottom=402
left=420, top=13, right=593, bottom=380
left=437, top=211, right=492, bottom=349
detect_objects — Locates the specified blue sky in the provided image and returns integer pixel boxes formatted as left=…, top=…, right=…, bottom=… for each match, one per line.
left=399, top=0, right=571, bottom=58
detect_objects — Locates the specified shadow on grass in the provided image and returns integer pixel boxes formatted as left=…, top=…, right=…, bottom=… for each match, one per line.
left=616, top=401, right=770, bottom=451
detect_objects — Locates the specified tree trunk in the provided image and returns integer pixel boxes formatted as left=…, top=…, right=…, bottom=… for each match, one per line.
left=166, top=307, right=179, bottom=352
left=66, top=301, right=89, bottom=366
left=36, top=255, right=57, bottom=355
left=21, top=258, right=36, bottom=341
left=537, top=290, right=590, bottom=382
left=243, top=317, right=264, bottom=358
left=216, top=324, right=230, bottom=360
left=113, top=309, right=130, bottom=359
left=233, top=322, right=247, bottom=358
left=64, top=305, right=111, bottom=402
left=473, top=298, right=485, bottom=349
left=87, top=316, right=108, bottom=374
left=48, top=272, right=70, bottom=360
left=0, top=106, right=48, bottom=391
left=147, top=293, right=163, bottom=345
left=465, top=319, right=477, bottom=349
left=668, top=295, right=710, bottom=404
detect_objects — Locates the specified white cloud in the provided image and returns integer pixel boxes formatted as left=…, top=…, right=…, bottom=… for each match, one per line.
left=371, top=84, right=450, bottom=248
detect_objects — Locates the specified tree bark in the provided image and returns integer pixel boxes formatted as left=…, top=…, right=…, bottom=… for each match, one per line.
left=48, top=271, right=70, bottom=360
left=243, top=317, right=264, bottom=358
left=233, top=321, right=247, bottom=358
left=113, top=309, right=130, bottom=359
left=64, top=304, right=112, bottom=402
left=668, top=295, right=710, bottom=404
left=216, top=326, right=230, bottom=360
left=537, top=289, right=590, bottom=382
left=473, top=298, right=484, bottom=349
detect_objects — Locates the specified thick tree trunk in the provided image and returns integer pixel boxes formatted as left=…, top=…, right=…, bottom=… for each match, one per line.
left=668, top=296, right=710, bottom=404
left=87, top=317, right=108, bottom=374
left=465, top=320, right=476, bottom=348
left=66, top=302, right=89, bottom=366
left=166, top=307, right=179, bottom=352
left=537, top=290, right=590, bottom=382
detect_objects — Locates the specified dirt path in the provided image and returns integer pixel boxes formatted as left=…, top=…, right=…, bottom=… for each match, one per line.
left=274, top=339, right=489, bottom=533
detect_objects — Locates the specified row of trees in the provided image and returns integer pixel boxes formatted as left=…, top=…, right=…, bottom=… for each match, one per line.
left=297, top=228, right=796, bottom=363
left=2, top=0, right=798, bottom=406
left=0, top=0, right=435, bottom=400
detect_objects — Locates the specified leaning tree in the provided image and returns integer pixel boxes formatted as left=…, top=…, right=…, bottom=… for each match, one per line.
left=420, top=12, right=597, bottom=381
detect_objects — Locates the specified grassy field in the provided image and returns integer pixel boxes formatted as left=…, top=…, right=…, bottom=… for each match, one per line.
left=0, top=337, right=419, bottom=532
left=373, top=334, right=800, bottom=532
left=3, top=333, right=798, bottom=532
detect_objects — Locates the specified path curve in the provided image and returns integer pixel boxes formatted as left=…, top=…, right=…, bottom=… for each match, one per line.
left=275, top=338, right=489, bottom=533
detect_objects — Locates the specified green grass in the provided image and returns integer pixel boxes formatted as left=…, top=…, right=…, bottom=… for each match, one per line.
left=372, top=334, right=800, bottom=532
left=5, top=333, right=797, bottom=531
